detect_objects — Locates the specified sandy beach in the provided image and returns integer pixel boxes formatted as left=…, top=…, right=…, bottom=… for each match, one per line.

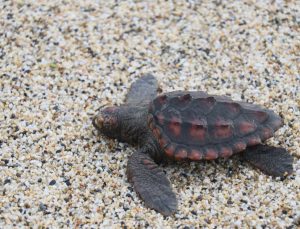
left=0, top=0, right=299, bottom=227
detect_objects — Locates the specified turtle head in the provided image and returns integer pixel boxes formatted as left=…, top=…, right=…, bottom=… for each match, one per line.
left=93, top=106, right=121, bottom=139
left=93, top=105, right=148, bottom=144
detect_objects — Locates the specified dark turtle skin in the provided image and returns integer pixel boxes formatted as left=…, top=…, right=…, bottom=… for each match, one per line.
left=93, top=74, right=293, bottom=216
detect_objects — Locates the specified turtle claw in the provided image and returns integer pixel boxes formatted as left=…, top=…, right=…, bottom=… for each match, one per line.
left=127, top=150, right=177, bottom=216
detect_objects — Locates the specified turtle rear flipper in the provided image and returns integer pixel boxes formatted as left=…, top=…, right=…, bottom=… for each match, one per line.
left=125, top=74, right=159, bottom=106
left=241, top=144, right=293, bottom=178
left=127, top=150, right=177, bottom=216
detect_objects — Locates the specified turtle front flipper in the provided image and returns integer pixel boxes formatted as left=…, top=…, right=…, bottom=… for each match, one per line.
left=241, top=144, right=293, bottom=178
left=127, top=150, right=177, bottom=216
left=125, top=74, right=158, bottom=106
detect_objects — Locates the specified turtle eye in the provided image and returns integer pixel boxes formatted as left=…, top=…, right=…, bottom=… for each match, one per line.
left=98, top=107, right=117, bottom=129
left=103, top=114, right=118, bottom=129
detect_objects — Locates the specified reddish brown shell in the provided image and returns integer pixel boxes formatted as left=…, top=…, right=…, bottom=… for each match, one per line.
left=148, top=91, right=283, bottom=161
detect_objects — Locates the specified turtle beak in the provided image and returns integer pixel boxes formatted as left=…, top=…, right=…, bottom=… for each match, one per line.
left=92, top=115, right=104, bottom=130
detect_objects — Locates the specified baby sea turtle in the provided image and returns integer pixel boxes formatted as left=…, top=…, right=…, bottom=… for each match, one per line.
left=93, top=74, right=293, bottom=216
